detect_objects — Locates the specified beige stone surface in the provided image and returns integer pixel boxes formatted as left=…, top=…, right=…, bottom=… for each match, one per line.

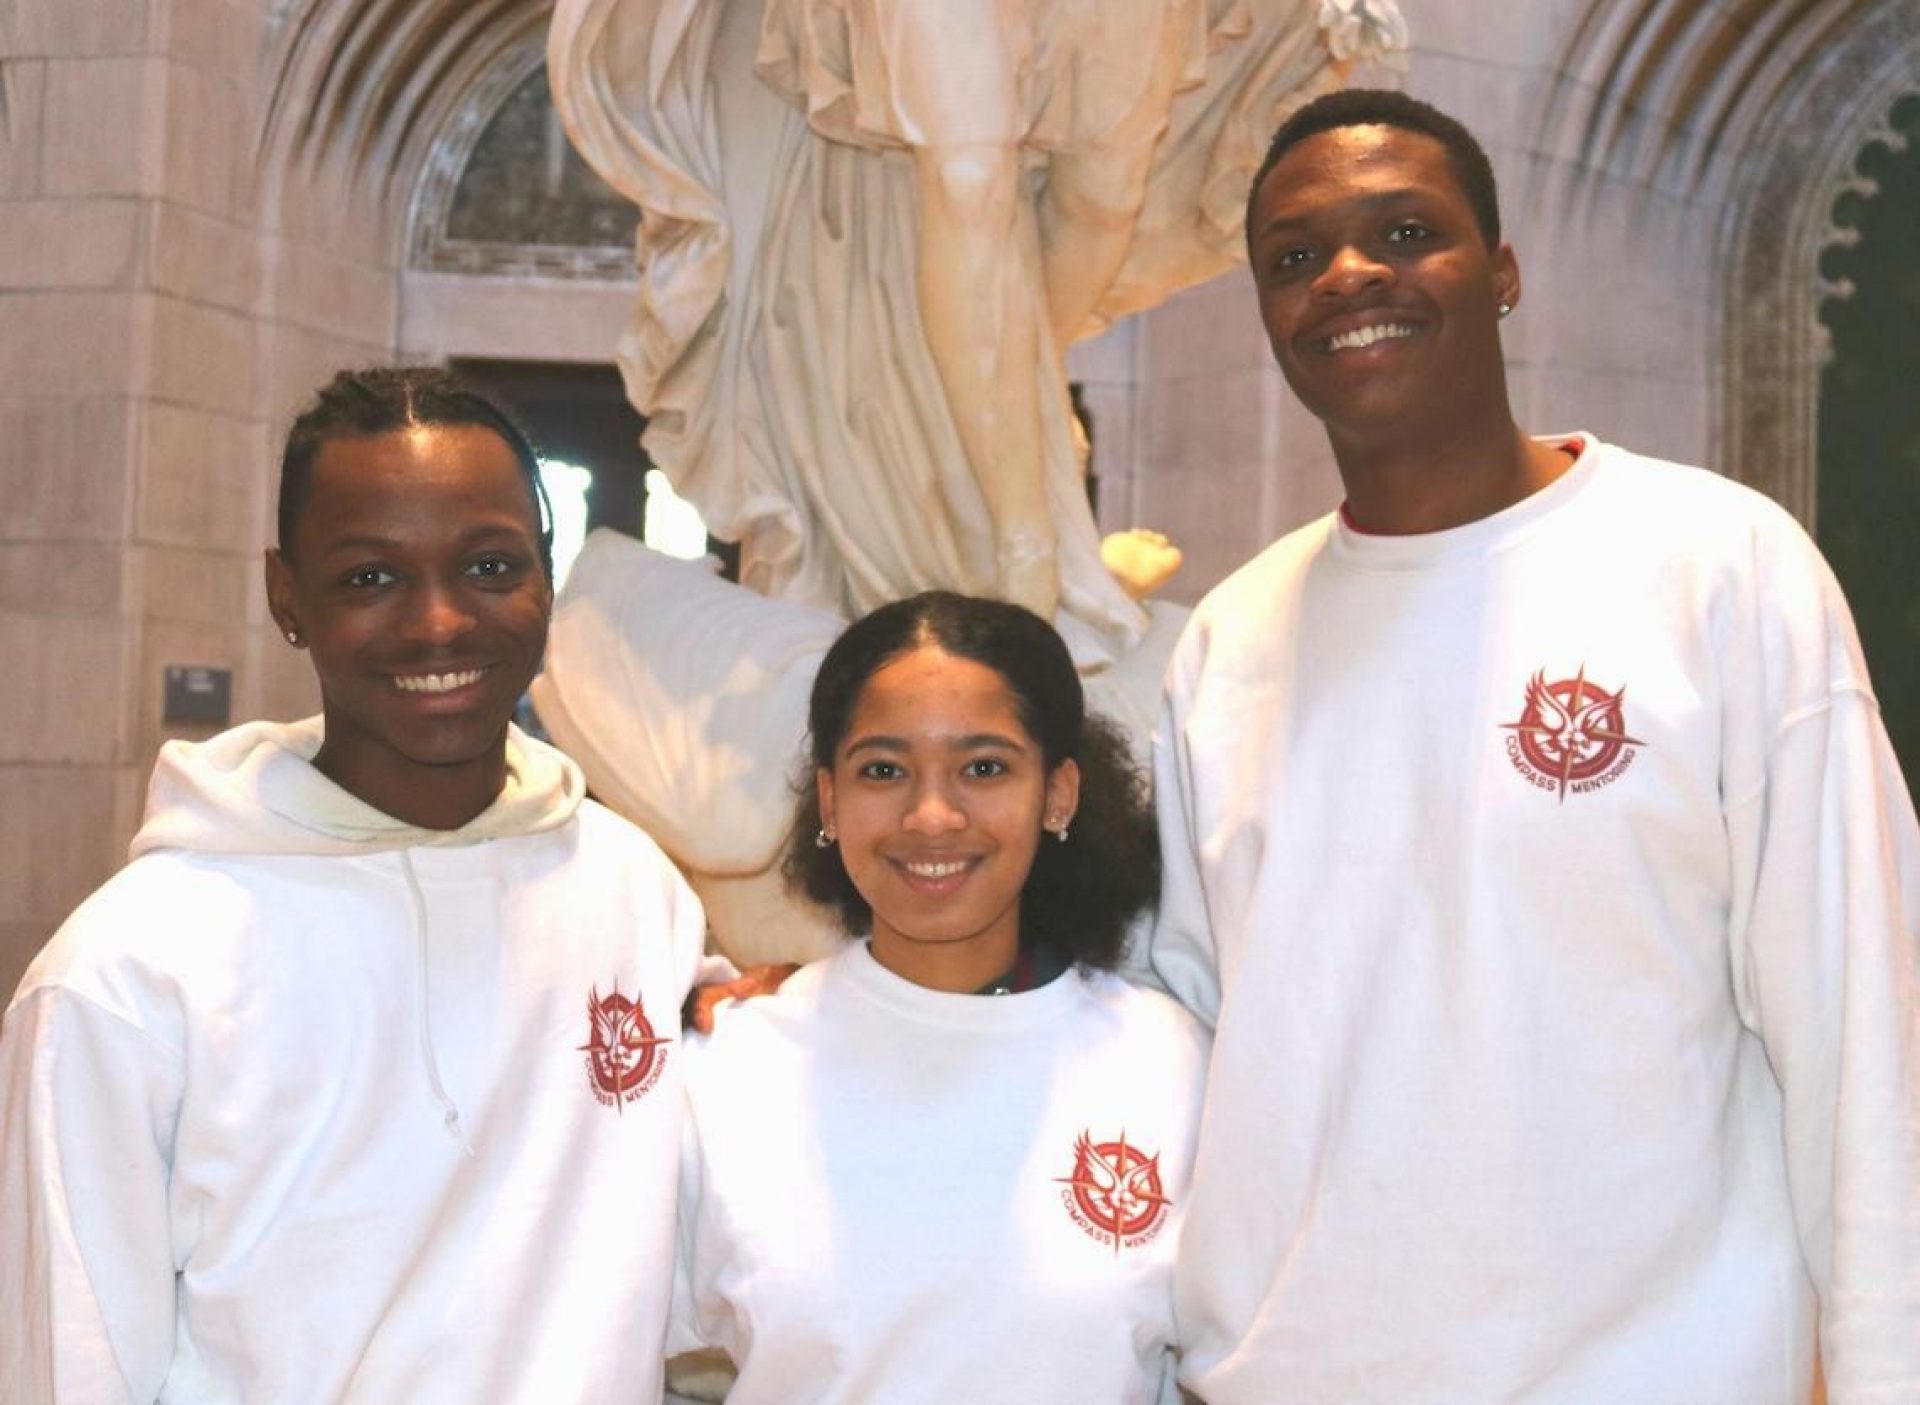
left=1409, top=0, right=1576, bottom=65
left=129, top=543, right=252, bottom=627
left=0, top=61, right=49, bottom=198
left=159, top=0, right=261, bottom=86
left=1529, top=365, right=1710, bottom=466
left=267, top=179, right=392, bottom=265
left=139, top=402, right=266, bottom=549
left=0, top=396, right=136, bottom=540
left=151, top=201, right=263, bottom=312
left=150, top=292, right=258, bottom=415
left=272, top=238, right=397, bottom=343
left=1075, top=381, right=1139, bottom=537
left=1263, top=384, right=1344, bottom=535
left=1141, top=272, right=1272, bottom=388
left=158, top=59, right=245, bottom=216
left=41, top=56, right=164, bottom=198
left=0, top=765, right=122, bottom=916
left=0, top=613, right=128, bottom=765
left=0, top=290, right=140, bottom=396
left=0, top=542, right=124, bottom=614
left=1140, top=365, right=1279, bottom=601
left=0, top=197, right=143, bottom=289
left=6, top=0, right=151, bottom=59
left=398, top=272, right=632, bottom=364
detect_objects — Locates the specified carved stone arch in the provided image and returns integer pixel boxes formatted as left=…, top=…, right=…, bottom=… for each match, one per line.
left=1715, top=9, right=1920, bottom=525
left=1530, top=0, right=1919, bottom=522
left=256, top=0, right=552, bottom=238
left=406, top=37, right=640, bottom=279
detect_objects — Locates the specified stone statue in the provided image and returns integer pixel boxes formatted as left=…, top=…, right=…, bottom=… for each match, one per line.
left=536, top=0, right=1406, bottom=964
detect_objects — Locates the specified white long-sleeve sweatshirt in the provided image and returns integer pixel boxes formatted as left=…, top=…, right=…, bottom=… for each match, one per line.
left=0, top=718, right=710, bottom=1403
left=671, top=942, right=1209, bottom=1405
left=1151, top=438, right=1920, bottom=1404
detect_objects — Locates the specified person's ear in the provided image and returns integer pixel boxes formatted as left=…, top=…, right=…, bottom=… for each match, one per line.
left=815, top=767, right=837, bottom=843
left=1493, top=242, right=1521, bottom=316
left=1044, top=758, right=1081, bottom=835
left=264, top=548, right=302, bottom=646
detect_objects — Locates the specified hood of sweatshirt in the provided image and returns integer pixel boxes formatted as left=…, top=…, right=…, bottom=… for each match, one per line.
left=130, top=716, right=585, bottom=860
left=123, top=716, right=589, bottom=1159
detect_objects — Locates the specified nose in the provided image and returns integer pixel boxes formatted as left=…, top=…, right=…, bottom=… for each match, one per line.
left=1313, top=243, right=1391, bottom=299
left=402, top=578, right=476, bottom=645
left=902, top=777, right=966, bottom=835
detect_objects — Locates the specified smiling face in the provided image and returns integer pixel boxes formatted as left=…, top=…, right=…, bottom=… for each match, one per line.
left=1248, top=123, right=1519, bottom=453
left=265, top=423, right=552, bottom=828
left=817, top=645, right=1079, bottom=993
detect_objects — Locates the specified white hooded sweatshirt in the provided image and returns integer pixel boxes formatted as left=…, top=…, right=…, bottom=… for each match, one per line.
left=0, top=719, right=710, bottom=1404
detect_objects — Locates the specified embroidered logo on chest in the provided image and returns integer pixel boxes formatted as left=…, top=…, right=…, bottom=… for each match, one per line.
left=1500, top=666, right=1644, bottom=801
left=579, top=983, right=670, bottom=1110
left=1055, top=1130, right=1171, bottom=1254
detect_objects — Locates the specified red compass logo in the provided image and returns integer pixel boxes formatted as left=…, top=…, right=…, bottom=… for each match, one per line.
left=1501, top=666, right=1644, bottom=801
left=580, top=982, right=670, bottom=1111
left=1056, top=1130, right=1171, bottom=1254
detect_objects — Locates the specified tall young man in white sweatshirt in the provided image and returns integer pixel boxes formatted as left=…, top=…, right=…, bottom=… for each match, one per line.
left=1149, top=90, right=1920, bottom=1404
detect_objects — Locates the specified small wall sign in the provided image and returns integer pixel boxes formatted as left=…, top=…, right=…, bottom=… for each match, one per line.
left=164, top=666, right=232, bottom=725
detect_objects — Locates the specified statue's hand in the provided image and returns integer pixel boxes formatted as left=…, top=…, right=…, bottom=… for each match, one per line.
left=1100, top=529, right=1184, bottom=602
left=683, top=962, right=803, bottom=1034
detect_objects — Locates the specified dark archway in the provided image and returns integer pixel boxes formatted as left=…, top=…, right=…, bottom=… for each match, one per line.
left=1817, top=94, right=1920, bottom=797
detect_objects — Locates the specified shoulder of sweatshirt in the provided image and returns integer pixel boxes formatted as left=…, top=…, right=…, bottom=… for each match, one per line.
left=1075, top=968, right=1211, bottom=1066
left=572, top=797, right=688, bottom=877
left=3, top=848, right=243, bottom=1040
left=1194, top=511, right=1338, bottom=624
left=1581, top=440, right=1821, bottom=560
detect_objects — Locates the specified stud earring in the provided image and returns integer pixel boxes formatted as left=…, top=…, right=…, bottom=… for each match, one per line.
left=285, top=629, right=301, bottom=646
left=815, top=827, right=835, bottom=848
left=1497, top=301, right=1513, bottom=319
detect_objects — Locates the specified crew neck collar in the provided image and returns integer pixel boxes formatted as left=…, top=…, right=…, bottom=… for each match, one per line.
left=837, top=940, right=1083, bottom=1030
left=1330, top=433, right=1600, bottom=571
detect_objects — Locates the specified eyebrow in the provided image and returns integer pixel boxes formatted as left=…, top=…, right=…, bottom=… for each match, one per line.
left=313, top=522, right=533, bottom=556
left=843, top=732, right=1030, bottom=757
left=1256, top=186, right=1432, bottom=240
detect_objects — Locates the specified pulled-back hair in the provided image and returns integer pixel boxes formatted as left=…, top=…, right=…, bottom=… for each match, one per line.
left=783, top=592, right=1159, bottom=972
left=1246, top=88, right=1502, bottom=250
left=277, top=366, right=555, bottom=579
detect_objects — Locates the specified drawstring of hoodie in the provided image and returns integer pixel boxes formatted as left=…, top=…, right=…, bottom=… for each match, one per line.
left=400, top=851, right=476, bottom=1158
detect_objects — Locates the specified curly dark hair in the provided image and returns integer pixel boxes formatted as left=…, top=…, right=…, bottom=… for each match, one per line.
left=277, top=366, right=555, bottom=580
left=1245, top=87, right=1502, bottom=253
left=782, top=592, right=1159, bottom=972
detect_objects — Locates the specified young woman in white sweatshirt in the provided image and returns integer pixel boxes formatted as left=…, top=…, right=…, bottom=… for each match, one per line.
left=670, top=592, right=1209, bottom=1405
left=0, top=368, right=709, bottom=1403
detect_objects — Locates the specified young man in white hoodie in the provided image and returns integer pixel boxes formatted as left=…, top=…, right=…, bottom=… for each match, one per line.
left=1149, top=90, right=1920, bottom=1403
left=0, top=368, right=711, bottom=1402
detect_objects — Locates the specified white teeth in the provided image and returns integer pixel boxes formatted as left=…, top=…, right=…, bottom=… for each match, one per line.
left=904, top=860, right=968, bottom=879
left=394, top=669, right=485, bottom=694
left=1326, top=322, right=1415, bottom=352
